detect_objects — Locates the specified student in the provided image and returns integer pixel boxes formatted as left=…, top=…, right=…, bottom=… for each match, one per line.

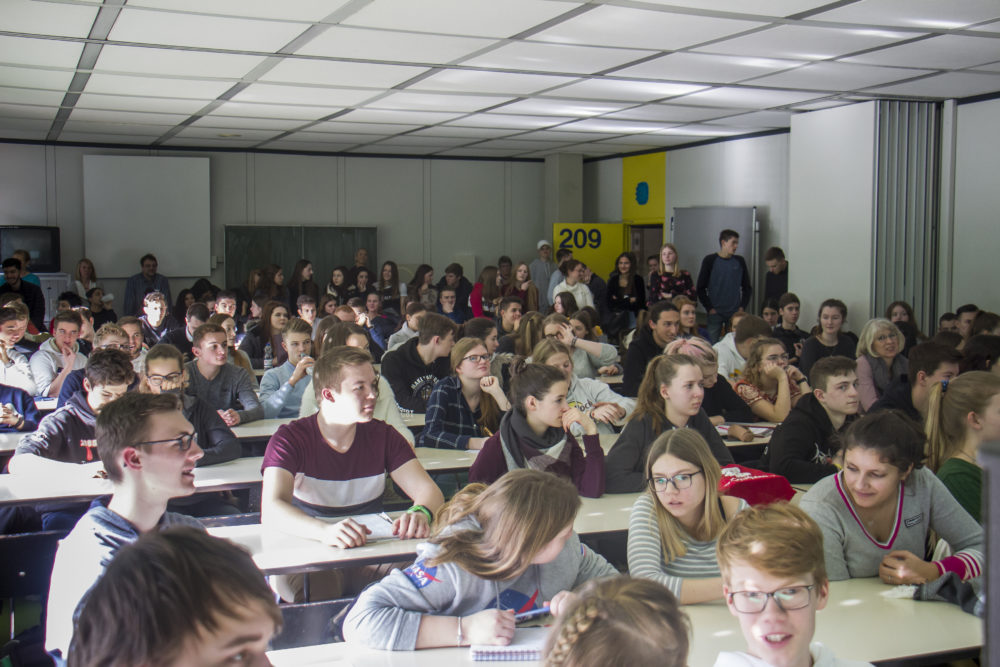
left=971, top=310, right=1000, bottom=337
left=469, top=362, right=605, bottom=497
left=534, top=338, right=633, bottom=436
left=713, top=314, right=773, bottom=385
left=437, top=285, right=467, bottom=324
left=607, top=251, right=645, bottom=330
left=346, top=247, right=371, bottom=286
left=648, top=242, right=696, bottom=306
left=255, top=263, right=288, bottom=304
left=67, top=527, right=280, bottom=667
left=621, top=301, right=680, bottom=397
left=569, top=309, right=604, bottom=346
left=0, top=257, right=45, bottom=330
left=43, top=392, right=204, bottom=659
left=714, top=503, right=873, bottom=667
left=85, top=287, right=116, bottom=329
left=238, top=299, right=290, bottom=369
left=257, top=317, right=314, bottom=419
left=381, top=312, right=456, bottom=413
left=886, top=300, right=926, bottom=342
left=798, top=299, right=856, bottom=379
left=123, top=253, right=171, bottom=317
left=553, top=260, right=595, bottom=310
left=542, top=313, right=618, bottom=380
left=607, top=354, right=733, bottom=493
left=361, top=291, right=395, bottom=353
left=470, top=265, right=501, bottom=318
left=286, top=258, right=319, bottom=312
left=12, top=348, right=134, bottom=529
left=542, top=575, right=689, bottom=667
left=138, top=291, right=176, bottom=347
left=496, top=310, right=543, bottom=356
left=552, top=290, right=579, bottom=317
left=207, top=312, right=254, bottom=374
left=261, top=345, right=444, bottom=601
left=407, top=264, right=436, bottom=309
left=496, top=295, right=524, bottom=336
left=760, top=356, right=859, bottom=483
left=961, top=334, right=1000, bottom=373
left=296, top=293, right=317, bottom=327
left=772, top=292, right=809, bottom=364
left=214, top=288, right=239, bottom=320
left=529, top=241, right=556, bottom=311
left=925, top=371, right=1000, bottom=523
left=57, top=323, right=134, bottom=408
left=462, top=317, right=501, bottom=357
left=665, top=337, right=755, bottom=426
left=762, top=246, right=788, bottom=303
left=547, top=248, right=574, bottom=305
left=325, top=265, right=350, bottom=306
left=760, top=298, right=780, bottom=328
left=185, top=323, right=263, bottom=426
left=697, top=230, right=752, bottom=341
left=116, top=315, right=147, bottom=375
left=734, top=338, right=809, bottom=422
left=0, top=383, right=39, bottom=433
left=500, top=261, right=538, bottom=313
left=0, top=305, right=35, bottom=394
left=388, top=302, right=425, bottom=352
left=954, top=303, right=979, bottom=341
left=854, top=318, right=907, bottom=412
left=173, top=289, right=195, bottom=320
left=158, top=301, right=209, bottom=362
left=938, top=312, right=958, bottom=334
left=673, top=295, right=710, bottom=341
left=799, top=411, right=983, bottom=583
left=419, top=337, right=510, bottom=450
left=437, top=262, right=474, bottom=320
left=343, top=469, right=618, bottom=650
left=73, top=305, right=96, bottom=357
left=628, top=429, right=747, bottom=604
left=30, top=309, right=88, bottom=397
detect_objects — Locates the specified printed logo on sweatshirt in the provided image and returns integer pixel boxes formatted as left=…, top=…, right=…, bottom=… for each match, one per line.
left=79, top=439, right=98, bottom=462
left=404, top=560, right=441, bottom=589
left=496, top=588, right=539, bottom=614
left=904, top=513, right=923, bottom=528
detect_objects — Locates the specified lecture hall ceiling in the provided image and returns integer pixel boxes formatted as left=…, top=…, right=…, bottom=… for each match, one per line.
left=1, top=0, right=999, bottom=158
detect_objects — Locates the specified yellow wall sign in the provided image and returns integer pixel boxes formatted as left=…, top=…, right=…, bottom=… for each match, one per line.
left=622, top=152, right=665, bottom=224
left=552, top=223, right=626, bottom=277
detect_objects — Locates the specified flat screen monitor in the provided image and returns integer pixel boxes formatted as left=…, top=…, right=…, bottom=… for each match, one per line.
left=0, top=226, right=61, bottom=273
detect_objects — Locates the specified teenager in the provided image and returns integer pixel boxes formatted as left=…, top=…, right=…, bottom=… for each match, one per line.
left=542, top=313, right=618, bottom=380
left=715, top=503, right=873, bottom=667
left=938, top=312, right=959, bottom=334
left=116, top=316, right=147, bottom=375
left=961, top=334, right=1000, bottom=373
left=501, top=261, right=539, bottom=313
left=955, top=303, right=979, bottom=341
left=854, top=318, right=907, bottom=412
left=437, top=262, right=474, bottom=320
left=57, top=323, right=135, bottom=408
left=206, top=312, right=253, bottom=374
left=437, top=285, right=467, bottom=324
left=547, top=248, right=573, bottom=305
left=261, top=345, right=444, bottom=601
left=470, top=265, right=502, bottom=318
left=73, top=306, right=96, bottom=357
left=529, top=240, right=556, bottom=311
left=607, top=252, right=645, bottom=330
left=235, top=268, right=262, bottom=320
left=286, top=258, right=319, bottom=312
left=138, top=291, right=177, bottom=347
left=469, top=362, right=605, bottom=497
left=325, top=265, right=350, bottom=306
left=185, top=323, right=263, bottom=426
left=296, top=294, right=317, bottom=327
left=886, top=300, right=926, bottom=343
left=799, top=411, right=983, bottom=583
left=344, top=470, right=617, bottom=650
left=649, top=242, right=695, bottom=306
left=387, top=302, right=426, bottom=352
left=381, top=312, right=456, bottom=413
left=496, top=295, right=523, bottom=336
left=0, top=305, right=35, bottom=394
left=622, top=301, right=680, bottom=397
left=628, top=429, right=748, bottom=604
left=361, top=291, right=395, bottom=353
left=67, top=527, right=280, bottom=667
left=772, top=292, right=809, bottom=364
left=553, top=260, right=595, bottom=310
left=760, top=356, right=859, bottom=483
left=346, top=247, right=371, bottom=286
left=497, top=311, right=543, bottom=356
left=760, top=298, right=780, bottom=328
left=173, top=289, right=195, bottom=321
left=259, top=317, right=314, bottom=419
left=30, top=310, right=87, bottom=397
left=734, top=338, right=809, bottom=422
left=123, top=253, right=171, bottom=317
left=408, top=264, right=436, bottom=309
left=697, top=230, right=752, bottom=341
left=159, top=302, right=209, bottom=362
left=72, top=257, right=99, bottom=300
left=665, top=337, right=755, bottom=426
left=569, top=309, right=604, bottom=346
left=85, top=287, right=116, bottom=329
left=606, top=354, right=734, bottom=493
left=375, top=260, right=407, bottom=317
left=462, top=317, right=501, bottom=357
left=44, top=392, right=205, bottom=659
left=762, top=246, right=788, bottom=304
left=420, top=337, right=510, bottom=450
left=925, top=371, right=1000, bottom=522
left=798, top=299, right=856, bottom=379
left=238, top=299, right=289, bottom=369
left=0, top=257, right=45, bottom=330
left=674, top=295, right=710, bottom=341
left=255, top=263, right=288, bottom=305
left=552, top=291, right=579, bottom=317
left=713, top=314, right=772, bottom=384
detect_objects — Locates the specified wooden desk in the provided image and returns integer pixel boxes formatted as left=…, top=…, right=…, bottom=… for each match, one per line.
left=34, top=397, right=57, bottom=412
left=0, top=431, right=23, bottom=454
left=231, top=414, right=426, bottom=441
left=266, top=578, right=982, bottom=666
left=596, top=374, right=622, bottom=385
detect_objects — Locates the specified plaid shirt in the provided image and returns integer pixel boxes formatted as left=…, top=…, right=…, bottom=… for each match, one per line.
left=418, top=375, right=485, bottom=449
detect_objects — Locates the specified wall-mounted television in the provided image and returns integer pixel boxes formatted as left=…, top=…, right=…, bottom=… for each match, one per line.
left=0, top=226, right=61, bottom=273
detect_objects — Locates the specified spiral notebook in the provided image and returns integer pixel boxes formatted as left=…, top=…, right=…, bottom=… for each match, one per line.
left=470, top=627, right=548, bottom=662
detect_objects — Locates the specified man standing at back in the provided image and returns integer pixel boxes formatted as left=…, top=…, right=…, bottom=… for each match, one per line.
left=529, top=240, right=556, bottom=311
left=697, top=229, right=752, bottom=341
left=124, top=253, right=172, bottom=317
left=0, top=257, right=45, bottom=331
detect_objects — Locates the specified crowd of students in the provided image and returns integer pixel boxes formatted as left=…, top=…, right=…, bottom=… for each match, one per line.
left=0, top=235, right=995, bottom=666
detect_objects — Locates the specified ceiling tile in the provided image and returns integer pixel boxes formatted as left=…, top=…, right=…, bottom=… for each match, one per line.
left=0, top=117, right=52, bottom=132
left=462, top=42, right=655, bottom=75
left=539, top=78, right=705, bottom=102
left=273, top=130, right=377, bottom=144
left=653, top=123, right=746, bottom=136
left=174, top=126, right=284, bottom=141
left=533, top=5, right=765, bottom=50
left=0, top=87, right=66, bottom=106
left=672, top=86, right=822, bottom=108
left=260, top=139, right=357, bottom=152
left=695, top=24, right=918, bottom=60
left=605, top=103, right=743, bottom=122
left=614, top=52, right=805, bottom=83
left=842, top=35, right=1000, bottom=69
left=363, top=90, right=514, bottom=113
left=211, top=100, right=334, bottom=120
left=791, top=98, right=856, bottom=110
left=161, top=136, right=264, bottom=148
left=341, top=0, right=580, bottom=38
left=4, top=0, right=99, bottom=38
left=705, top=110, right=795, bottom=127
left=296, top=26, right=497, bottom=64
left=60, top=120, right=172, bottom=136
left=447, top=113, right=574, bottom=129
left=437, top=147, right=528, bottom=157
left=747, top=61, right=934, bottom=91
left=337, top=108, right=465, bottom=124
left=69, top=108, right=190, bottom=125
left=58, top=132, right=158, bottom=144
left=971, top=60, right=1000, bottom=73
left=408, top=69, right=577, bottom=95
left=516, top=129, right=625, bottom=142
left=84, top=73, right=235, bottom=99
left=631, top=1, right=830, bottom=19
left=127, top=0, right=351, bottom=22
left=259, top=59, right=427, bottom=88
left=76, top=93, right=212, bottom=115
left=0, top=103, right=58, bottom=121
left=109, top=7, right=310, bottom=51
left=490, top=98, right=630, bottom=117
left=231, top=83, right=376, bottom=107
left=812, top=0, right=1000, bottom=30
left=867, top=72, right=1000, bottom=98
left=0, top=66, right=75, bottom=90
left=309, top=121, right=419, bottom=134
left=93, top=45, right=267, bottom=79
left=555, top=118, right=675, bottom=133
left=0, top=35, right=84, bottom=69
left=409, top=126, right=519, bottom=139
left=190, top=116, right=306, bottom=131
left=370, top=135, right=472, bottom=148
left=472, top=138, right=579, bottom=150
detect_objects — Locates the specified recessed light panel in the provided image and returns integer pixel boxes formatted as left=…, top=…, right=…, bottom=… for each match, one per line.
left=695, top=24, right=916, bottom=60
left=408, top=70, right=577, bottom=95
left=259, top=59, right=428, bottom=89
left=614, top=52, right=805, bottom=83
left=539, top=79, right=706, bottom=102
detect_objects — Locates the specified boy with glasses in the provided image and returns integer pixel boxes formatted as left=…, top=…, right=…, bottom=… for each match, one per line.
left=715, top=502, right=871, bottom=667
left=44, top=392, right=205, bottom=659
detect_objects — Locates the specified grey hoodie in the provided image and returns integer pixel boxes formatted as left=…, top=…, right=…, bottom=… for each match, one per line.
left=343, top=516, right=617, bottom=650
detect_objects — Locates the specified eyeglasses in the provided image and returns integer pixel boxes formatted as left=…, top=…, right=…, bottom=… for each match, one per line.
left=134, top=432, right=197, bottom=452
left=147, top=372, right=182, bottom=387
left=874, top=334, right=895, bottom=343
left=100, top=342, right=132, bottom=351
left=647, top=470, right=703, bottom=492
left=462, top=354, right=490, bottom=364
left=764, top=353, right=789, bottom=362
left=728, top=585, right=815, bottom=614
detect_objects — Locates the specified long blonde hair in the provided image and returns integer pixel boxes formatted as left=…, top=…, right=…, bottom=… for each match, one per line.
left=631, top=354, right=700, bottom=431
left=659, top=243, right=682, bottom=278
left=514, top=312, right=546, bottom=357
left=643, top=429, right=726, bottom=563
left=450, top=336, right=501, bottom=435
left=428, top=470, right=581, bottom=580
left=925, top=371, right=1000, bottom=471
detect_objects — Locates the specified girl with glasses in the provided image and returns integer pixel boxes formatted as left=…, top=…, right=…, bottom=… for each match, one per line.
left=420, top=337, right=510, bottom=451
left=627, top=429, right=747, bottom=604
left=854, top=318, right=907, bottom=412
left=734, top=337, right=809, bottom=422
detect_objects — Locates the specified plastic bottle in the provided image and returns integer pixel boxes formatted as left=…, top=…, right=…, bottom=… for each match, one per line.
left=263, top=342, right=273, bottom=370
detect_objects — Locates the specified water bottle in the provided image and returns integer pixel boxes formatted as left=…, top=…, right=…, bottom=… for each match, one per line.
left=263, top=342, right=273, bottom=370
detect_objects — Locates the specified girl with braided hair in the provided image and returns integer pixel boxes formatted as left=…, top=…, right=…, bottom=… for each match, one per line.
left=343, top=470, right=617, bottom=650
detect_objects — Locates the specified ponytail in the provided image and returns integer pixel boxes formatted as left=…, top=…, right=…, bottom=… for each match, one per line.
left=925, top=371, right=1000, bottom=471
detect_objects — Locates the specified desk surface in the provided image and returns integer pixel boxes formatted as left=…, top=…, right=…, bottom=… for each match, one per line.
left=266, top=578, right=982, bottom=666
left=0, top=431, right=22, bottom=454
left=231, top=414, right=426, bottom=440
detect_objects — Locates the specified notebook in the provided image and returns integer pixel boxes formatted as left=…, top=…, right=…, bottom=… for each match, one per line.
left=470, top=627, right=549, bottom=662
left=350, top=513, right=396, bottom=541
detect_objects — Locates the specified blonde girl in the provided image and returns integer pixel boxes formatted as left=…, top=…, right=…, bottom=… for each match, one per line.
left=734, top=337, right=809, bottom=422
left=648, top=243, right=695, bottom=305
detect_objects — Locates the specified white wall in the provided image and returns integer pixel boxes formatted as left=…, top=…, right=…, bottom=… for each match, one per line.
left=788, top=102, right=877, bottom=331
left=0, top=142, right=545, bottom=298
left=952, top=97, right=1000, bottom=313
left=582, top=157, right=622, bottom=223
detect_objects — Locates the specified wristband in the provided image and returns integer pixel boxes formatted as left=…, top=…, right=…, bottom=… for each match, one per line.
left=14, top=415, right=24, bottom=430
left=407, top=504, right=433, bottom=524
left=571, top=335, right=578, bottom=348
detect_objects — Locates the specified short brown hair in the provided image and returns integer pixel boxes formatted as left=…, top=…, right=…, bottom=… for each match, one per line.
left=778, top=292, right=800, bottom=310
left=0, top=305, right=26, bottom=325
left=52, top=309, right=83, bottom=330
left=733, top=314, right=771, bottom=345
left=763, top=246, right=785, bottom=262
left=312, top=345, right=373, bottom=401
left=84, top=348, right=135, bottom=388
left=717, top=502, right=827, bottom=587
left=282, top=317, right=313, bottom=340
left=96, top=392, right=182, bottom=483
left=809, top=355, right=856, bottom=392
left=144, top=343, right=184, bottom=374
left=417, top=312, right=456, bottom=345
left=191, top=322, right=225, bottom=348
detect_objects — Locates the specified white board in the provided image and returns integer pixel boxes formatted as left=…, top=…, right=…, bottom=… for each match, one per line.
left=82, top=155, right=210, bottom=278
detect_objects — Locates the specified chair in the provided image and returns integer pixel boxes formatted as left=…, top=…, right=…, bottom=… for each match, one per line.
left=268, top=598, right=355, bottom=650
left=0, top=530, right=65, bottom=648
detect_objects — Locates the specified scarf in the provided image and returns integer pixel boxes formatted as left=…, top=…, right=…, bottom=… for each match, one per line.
left=865, top=353, right=907, bottom=395
left=498, top=409, right=573, bottom=478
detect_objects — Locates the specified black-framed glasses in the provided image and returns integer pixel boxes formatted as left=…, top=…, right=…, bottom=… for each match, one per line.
left=647, top=470, right=703, bottom=492
left=134, top=432, right=197, bottom=452
left=147, top=372, right=182, bottom=387
left=100, top=343, right=132, bottom=351
left=462, top=354, right=490, bottom=364
left=728, top=585, right=815, bottom=613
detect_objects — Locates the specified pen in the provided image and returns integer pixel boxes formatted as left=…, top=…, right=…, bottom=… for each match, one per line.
left=514, top=606, right=551, bottom=622
left=379, top=512, right=393, bottom=524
